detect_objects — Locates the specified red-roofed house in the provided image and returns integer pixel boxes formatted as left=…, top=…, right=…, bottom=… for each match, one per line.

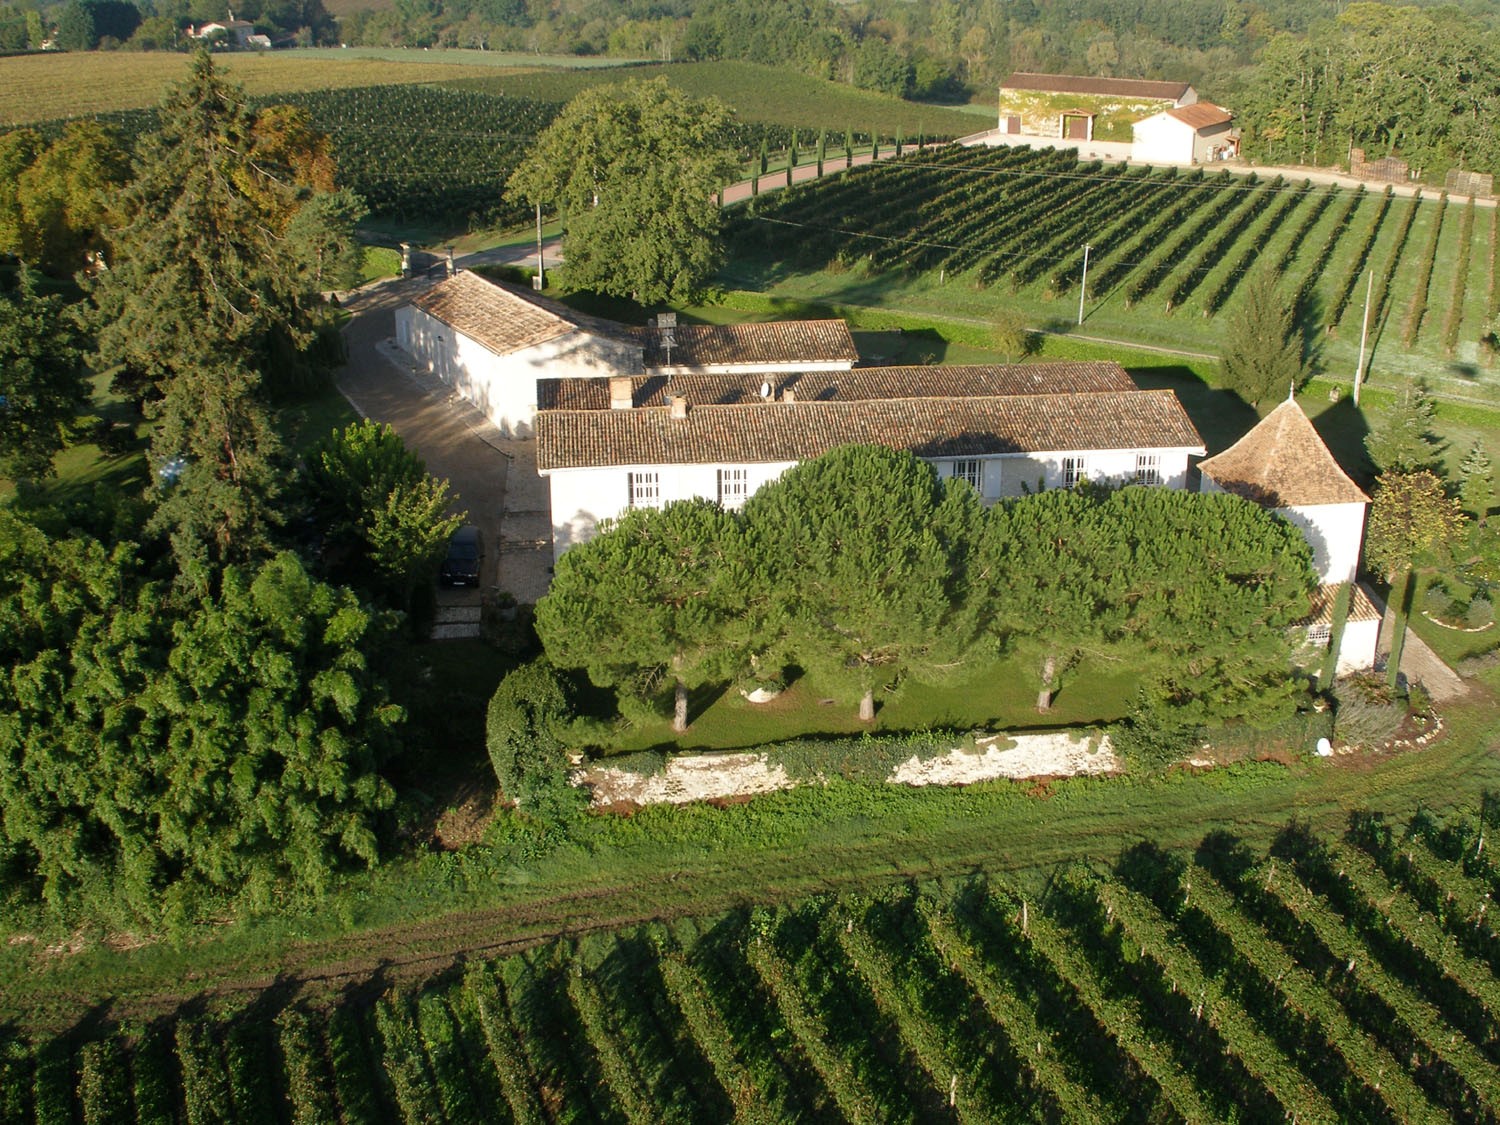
left=394, top=272, right=857, bottom=438
left=537, top=361, right=1206, bottom=559
left=999, top=72, right=1197, bottom=144
left=1132, top=103, right=1239, bottom=164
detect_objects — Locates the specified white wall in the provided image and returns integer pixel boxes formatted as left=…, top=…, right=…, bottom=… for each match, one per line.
left=1132, top=113, right=1193, bottom=164
left=931, top=448, right=1195, bottom=499
left=1279, top=502, right=1367, bottom=584
left=547, top=461, right=799, bottom=559
left=549, top=446, right=1198, bottom=558
left=1335, top=616, right=1380, bottom=673
left=395, top=305, right=642, bottom=438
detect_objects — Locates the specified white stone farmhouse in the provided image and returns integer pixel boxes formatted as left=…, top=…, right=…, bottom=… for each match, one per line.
left=394, top=271, right=857, bottom=438
left=536, top=361, right=1206, bottom=559
left=998, top=73, right=1197, bottom=143
left=1198, top=396, right=1380, bottom=671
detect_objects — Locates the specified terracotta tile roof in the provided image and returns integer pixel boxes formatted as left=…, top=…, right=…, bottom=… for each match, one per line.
left=1198, top=399, right=1370, bottom=508
left=635, top=320, right=858, bottom=368
left=408, top=271, right=633, bottom=357
left=1002, top=72, right=1193, bottom=101
left=536, top=390, right=1204, bottom=472
left=1166, top=103, right=1233, bottom=130
left=1303, top=583, right=1383, bottom=626
left=538, top=361, right=1139, bottom=410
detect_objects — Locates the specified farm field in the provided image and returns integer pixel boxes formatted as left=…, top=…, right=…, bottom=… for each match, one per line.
left=447, top=60, right=983, bottom=139
left=723, top=144, right=1500, bottom=405
left=4, top=807, right=1500, bottom=1122
left=0, top=50, right=539, bottom=125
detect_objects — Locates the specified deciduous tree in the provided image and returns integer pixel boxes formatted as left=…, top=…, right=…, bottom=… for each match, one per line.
left=306, top=420, right=463, bottom=611
left=506, top=77, right=741, bottom=304
left=1365, top=470, right=1467, bottom=688
left=0, top=515, right=401, bottom=922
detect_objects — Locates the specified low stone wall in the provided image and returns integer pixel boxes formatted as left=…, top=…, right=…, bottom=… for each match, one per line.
left=572, top=752, right=793, bottom=809
left=575, top=730, right=1118, bottom=809
left=889, top=731, right=1117, bottom=787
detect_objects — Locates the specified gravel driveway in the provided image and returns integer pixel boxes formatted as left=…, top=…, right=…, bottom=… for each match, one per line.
left=336, top=275, right=554, bottom=606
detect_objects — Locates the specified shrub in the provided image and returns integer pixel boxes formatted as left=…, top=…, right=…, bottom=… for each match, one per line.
left=486, top=660, right=585, bottom=823
left=1333, top=673, right=1405, bottom=748
left=1111, top=690, right=1204, bottom=775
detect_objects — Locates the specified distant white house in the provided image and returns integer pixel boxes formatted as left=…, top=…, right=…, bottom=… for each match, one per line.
left=187, top=18, right=257, bottom=46
left=536, top=361, right=1206, bottom=559
left=394, top=271, right=858, bottom=438
left=1132, top=103, right=1239, bottom=165
left=1198, top=396, right=1379, bottom=672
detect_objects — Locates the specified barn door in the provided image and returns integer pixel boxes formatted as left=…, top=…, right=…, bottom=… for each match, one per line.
left=1004, top=115, right=1021, bottom=134
left=1065, top=115, right=1088, bottom=140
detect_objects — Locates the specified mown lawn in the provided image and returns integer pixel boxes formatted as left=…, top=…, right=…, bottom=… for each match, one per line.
left=603, top=653, right=1142, bottom=754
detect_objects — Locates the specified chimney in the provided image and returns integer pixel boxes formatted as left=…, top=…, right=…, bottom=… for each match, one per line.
left=609, top=376, right=633, bottom=410
left=782, top=387, right=796, bottom=404
left=670, top=395, right=689, bottom=420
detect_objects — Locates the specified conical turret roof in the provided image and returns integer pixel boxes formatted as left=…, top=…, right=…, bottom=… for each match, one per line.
left=1198, top=397, right=1369, bottom=507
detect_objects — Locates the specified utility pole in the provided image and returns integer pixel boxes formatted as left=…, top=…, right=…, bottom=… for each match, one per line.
left=1354, top=267, right=1373, bottom=406
left=1077, top=243, right=1093, bottom=326
left=535, top=203, right=546, bottom=289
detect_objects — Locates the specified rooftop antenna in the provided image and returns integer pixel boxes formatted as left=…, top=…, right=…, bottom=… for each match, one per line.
left=658, top=311, right=676, bottom=368
left=760, top=380, right=772, bottom=399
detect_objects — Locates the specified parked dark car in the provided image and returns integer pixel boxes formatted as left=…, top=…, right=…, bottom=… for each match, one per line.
left=439, top=525, right=484, bottom=587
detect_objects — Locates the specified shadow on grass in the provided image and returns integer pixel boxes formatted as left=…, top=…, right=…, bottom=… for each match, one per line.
left=1307, top=396, right=1375, bottom=488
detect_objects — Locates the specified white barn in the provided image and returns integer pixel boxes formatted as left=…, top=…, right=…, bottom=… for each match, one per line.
left=536, top=361, right=1206, bottom=559
left=394, top=272, right=858, bottom=438
left=1198, top=397, right=1379, bottom=672
left=1131, top=103, right=1238, bottom=165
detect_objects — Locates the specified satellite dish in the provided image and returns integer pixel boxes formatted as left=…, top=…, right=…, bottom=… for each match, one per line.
left=760, top=381, right=772, bottom=399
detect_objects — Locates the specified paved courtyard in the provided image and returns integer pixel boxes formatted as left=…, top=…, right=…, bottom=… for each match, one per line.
left=337, top=277, right=555, bottom=608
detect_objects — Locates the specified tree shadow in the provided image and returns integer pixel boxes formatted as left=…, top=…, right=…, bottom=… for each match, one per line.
left=1126, top=364, right=1259, bottom=455
left=1306, top=395, right=1375, bottom=488
left=1296, top=286, right=1327, bottom=377
left=850, top=326, right=951, bottom=365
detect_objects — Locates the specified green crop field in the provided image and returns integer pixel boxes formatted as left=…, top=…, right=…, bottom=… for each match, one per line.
left=447, top=60, right=983, bottom=139
left=724, top=144, right=1500, bottom=404
left=3, top=807, right=1499, bottom=1122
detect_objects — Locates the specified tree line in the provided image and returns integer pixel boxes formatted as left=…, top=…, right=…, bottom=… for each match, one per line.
left=1238, top=3, right=1500, bottom=178
left=0, top=55, right=464, bottom=925
left=532, top=445, right=1319, bottom=740
left=330, top=0, right=1377, bottom=103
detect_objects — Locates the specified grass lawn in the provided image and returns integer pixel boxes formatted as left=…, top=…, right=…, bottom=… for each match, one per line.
left=5, top=662, right=1499, bottom=1029
left=357, top=243, right=402, bottom=284
left=603, top=653, right=1140, bottom=754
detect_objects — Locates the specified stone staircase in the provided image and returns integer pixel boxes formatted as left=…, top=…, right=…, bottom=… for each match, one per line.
left=431, top=602, right=482, bottom=641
